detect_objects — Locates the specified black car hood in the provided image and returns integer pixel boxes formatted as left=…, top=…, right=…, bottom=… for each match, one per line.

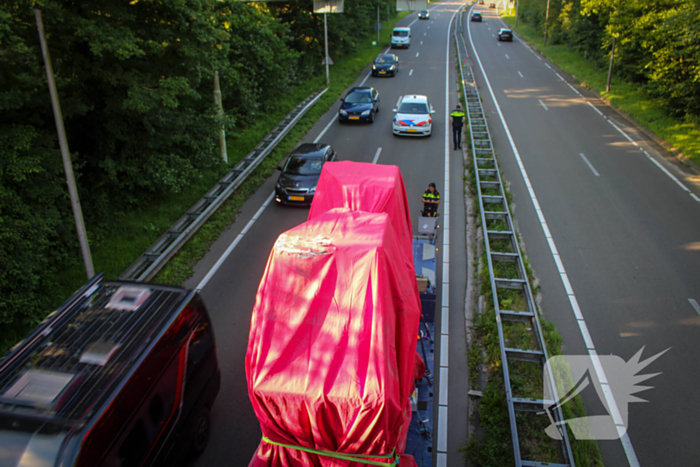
left=340, top=102, right=372, bottom=112
left=278, top=173, right=319, bottom=189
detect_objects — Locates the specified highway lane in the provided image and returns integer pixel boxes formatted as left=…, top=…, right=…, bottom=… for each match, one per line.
left=466, top=4, right=700, bottom=466
left=186, top=2, right=470, bottom=466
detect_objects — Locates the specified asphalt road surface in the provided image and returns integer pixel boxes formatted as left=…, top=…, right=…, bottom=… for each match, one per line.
left=466, top=3, right=700, bottom=466
left=186, top=2, right=471, bottom=466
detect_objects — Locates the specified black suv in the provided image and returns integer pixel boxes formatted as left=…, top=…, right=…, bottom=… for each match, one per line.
left=0, top=275, right=221, bottom=467
left=471, top=12, right=482, bottom=22
left=275, top=143, right=337, bottom=206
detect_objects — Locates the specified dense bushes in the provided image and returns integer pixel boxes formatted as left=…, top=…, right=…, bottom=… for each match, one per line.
left=516, top=0, right=700, bottom=117
left=0, top=0, right=396, bottom=331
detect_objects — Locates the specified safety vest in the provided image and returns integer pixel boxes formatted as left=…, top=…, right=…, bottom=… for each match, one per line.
left=423, top=189, right=440, bottom=201
left=451, top=109, right=465, bottom=126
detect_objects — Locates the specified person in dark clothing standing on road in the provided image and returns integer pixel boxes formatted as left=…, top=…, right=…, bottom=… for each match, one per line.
left=450, top=104, right=465, bottom=150
left=422, top=183, right=441, bottom=217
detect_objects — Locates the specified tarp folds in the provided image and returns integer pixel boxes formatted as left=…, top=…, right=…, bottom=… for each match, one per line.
left=246, top=209, right=421, bottom=466
left=308, top=161, right=413, bottom=261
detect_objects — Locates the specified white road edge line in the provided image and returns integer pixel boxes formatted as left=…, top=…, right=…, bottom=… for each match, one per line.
left=579, top=153, right=600, bottom=177
left=689, top=299, right=700, bottom=316
left=467, top=10, right=641, bottom=467
left=196, top=191, right=275, bottom=291
left=538, top=99, right=548, bottom=111
left=505, top=53, right=510, bottom=59
left=409, top=69, right=414, bottom=76
left=518, top=71, right=523, bottom=78
left=587, top=101, right=604, bottom=116
left=372, top=147, right=382, bottom=164
left=436, top=4, right=462, bottom=457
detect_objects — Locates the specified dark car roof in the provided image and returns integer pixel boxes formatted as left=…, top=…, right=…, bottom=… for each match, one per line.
left=290, top=143, right=332, bottom=158
left=500, top=28, right=512, bottom=32
left=473, top=12, right=481, bottom=15
left=375, top=54, right=395, bottom=60
left=0, top=276, right=193, bottom=425
left=347, top=86, right=374, bottom=94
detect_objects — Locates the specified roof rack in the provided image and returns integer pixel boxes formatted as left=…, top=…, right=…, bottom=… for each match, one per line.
left=0, top=275, right=191, bottom=423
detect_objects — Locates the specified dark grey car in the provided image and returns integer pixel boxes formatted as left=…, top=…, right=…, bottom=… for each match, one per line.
left=275, top=143, right=337, bottom=206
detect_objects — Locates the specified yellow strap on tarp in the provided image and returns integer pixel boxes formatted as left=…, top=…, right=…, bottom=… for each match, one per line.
left=262, top=436, right=400, bottom=466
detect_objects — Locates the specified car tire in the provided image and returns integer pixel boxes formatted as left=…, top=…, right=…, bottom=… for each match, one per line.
left=191, top=406, right=211, bottom=456
left=369, top=112, right=375, bottom=124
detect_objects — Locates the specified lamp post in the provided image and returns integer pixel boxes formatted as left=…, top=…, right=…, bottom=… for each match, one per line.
left=606, top=35, right=616, bottom=93
left=35, top=9, right=95, bottom=280
left=543, top=0, right=551, bottom=47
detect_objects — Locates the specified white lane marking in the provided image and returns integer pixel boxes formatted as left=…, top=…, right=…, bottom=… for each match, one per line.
left=689, top=299, right=700, bottom=315
left=505, top=54, right=510, bottom=59
left=416, top=52, right=420, bottom=57
left=424, top=32, right=427, bottom=36
left=587, top=101, right=604, bottom=116
left=538, top=99, right=548, bottom=111
left=492, top=34, right=495, bottom=38
left=436, top=5, right=462, bottom=456
left=421, top=40, right=423, bottom=45
left=497, top=42, right=501, bottom=47
left=437, top=453, right=447, bottom=467
left=437, top=406, right=448, bottom=452
left=545, top=62, right=552, bottom=69
left=196, top=192, right=275, bottom=290
left=518, top=71, right=523, bottom=78
left=315, top=115, right=336, bottom=142
left=580, top=153, right=600, bottom=176
left=608, top=119, right=635, bottom=143
left=555, top=72, right=564, bottom=80
left=372, top=147, right=382, bottom=164
left=567, top=83, right=581, bottom=95
left=578, top=319, right=595, bottom=349
left=439, top=367, right=449, bottom=404
left=440, top=335, right=449, bottom=367
left=467, top=14, right=642, bottom=467
left=691, top=193, right=700, bottom=203
left=409, top=69, right=414, bottom=76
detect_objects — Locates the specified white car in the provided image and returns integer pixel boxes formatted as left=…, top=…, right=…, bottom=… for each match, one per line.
left=392, top=95, right=435, bottom=137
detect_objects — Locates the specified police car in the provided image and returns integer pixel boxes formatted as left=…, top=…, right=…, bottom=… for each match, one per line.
left=392, top=95, right=435, bottom=137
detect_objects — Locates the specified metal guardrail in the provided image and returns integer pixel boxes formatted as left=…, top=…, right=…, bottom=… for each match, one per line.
left=455, top=12, right=575, bottom=467
left=121, top=88, right=329, bottom=281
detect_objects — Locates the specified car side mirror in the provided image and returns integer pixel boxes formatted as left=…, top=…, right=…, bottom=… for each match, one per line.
left=430, top=109, right=436, bottom=114
left=393, top=108, right=398, bottom=113
left=340, top=98, right=345, bottom=102
left=395, top=58, right=399, bottom=63
left=276, top=165, right=283, bottom=171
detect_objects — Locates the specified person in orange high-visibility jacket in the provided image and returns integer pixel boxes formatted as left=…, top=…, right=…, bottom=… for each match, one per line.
left=422, top=183, right=440, bottom=217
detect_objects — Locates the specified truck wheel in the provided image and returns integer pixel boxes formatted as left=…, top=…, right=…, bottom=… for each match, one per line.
left=191, top=406, right=211, bottom=456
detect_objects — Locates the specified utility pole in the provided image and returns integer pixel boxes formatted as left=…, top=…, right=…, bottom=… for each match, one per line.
left=377, top=5, right=380, bottom=45
left=34, top=9, right=95, bottom=280
left=606, top=36, right=616, bottom=93
left=515, top=0, right=520, bottom=29
left=213, top=70, right=228, bottom=163
left=324, top=12, right=329, bottom=85
left=543, top=0, right=551, bottom=47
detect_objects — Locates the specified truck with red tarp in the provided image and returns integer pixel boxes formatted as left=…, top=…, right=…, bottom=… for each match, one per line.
left=246, top=162, right=437, bottom=466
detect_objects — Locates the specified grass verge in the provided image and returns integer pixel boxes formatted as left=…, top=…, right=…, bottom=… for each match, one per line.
left=0, top=12, right=411, bottom=355
left=501, top=14, right=700, bottom=167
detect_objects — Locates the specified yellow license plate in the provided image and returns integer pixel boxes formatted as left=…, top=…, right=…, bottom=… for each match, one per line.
left=407, top=129, right=418, bottom=132
left=379, top=71, right=386, bottom=74
left=288, top=196, right=305, bottom=201
left=349, top=116, right=360, bottom=120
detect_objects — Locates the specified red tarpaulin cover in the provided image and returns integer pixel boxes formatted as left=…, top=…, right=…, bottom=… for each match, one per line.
left=246, top=209, right=421, bottom=466
left=308, top=161, right=413, bottom=262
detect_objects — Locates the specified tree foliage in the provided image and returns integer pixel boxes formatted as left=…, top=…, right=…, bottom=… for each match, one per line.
left=517, top=0, right=700, bottom=116
left=0, top=0, right=398, bottom=331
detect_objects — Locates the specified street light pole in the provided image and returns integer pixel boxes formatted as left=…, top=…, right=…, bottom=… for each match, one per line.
left=34, top=9, right=95, bottom=280
left=377, top=5, right=380, bottom=45
left=543, top=0, right=551, bottom=47
left=515, top=0, right=520, bottom=29
left=324, top=11, right=329, bottom=85
left=213, top=70, right=228, bottom=163
left=606, top=36, right=616, bottom=93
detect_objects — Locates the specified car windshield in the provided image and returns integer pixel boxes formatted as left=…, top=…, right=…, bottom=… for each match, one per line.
left=375, top=56, right=393, bottom=64
left=398, top=102, right=429, bottom=114
left=474, top=13, right=481, bottom=16
left=346, top=92, right=373, bottom=104
left=420, top=10, right=428, bottom=14
left=393, top=30, right=409, bottom=37
left=284, top=156, right=324, bottom=175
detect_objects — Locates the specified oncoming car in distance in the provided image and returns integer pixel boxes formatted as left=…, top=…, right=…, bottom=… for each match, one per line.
left=498, top=28, right=513, bottom=41
left=418, top=9, right=429, bottom=19
left=338, top=86, right=380, bottom=123
left=372, top=54, right=399, bottom=77
left=392, top=95, right=435, bottom=137
left=275, top=144, right=337, bottom=206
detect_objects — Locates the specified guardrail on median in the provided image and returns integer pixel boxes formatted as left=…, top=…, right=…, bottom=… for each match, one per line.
left=120, top=88, right=329, bottom=282
left=455, top=12, right=575, bottom=467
